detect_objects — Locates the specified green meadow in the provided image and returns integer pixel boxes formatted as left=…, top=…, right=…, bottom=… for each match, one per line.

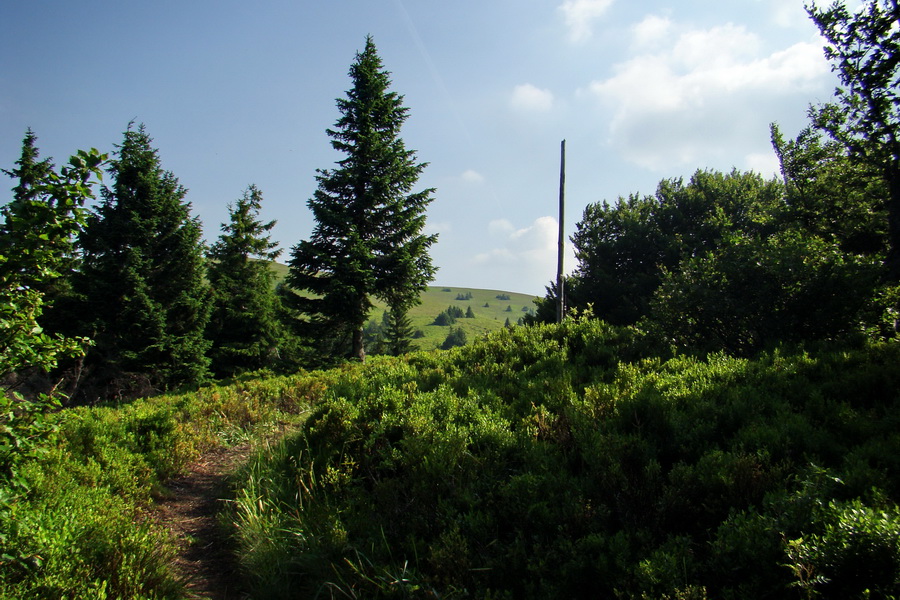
left=371, top=286, right=539, bottom=350
left=269, top=260, right=539, bottom=351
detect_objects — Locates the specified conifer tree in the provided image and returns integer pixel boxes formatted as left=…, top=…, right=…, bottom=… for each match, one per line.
left=207, top=185, right=286, bottom=377
left=3, top=129, right=54, bottom=206
left=383, top=308, right=414, bottom=356
left=76, top=123, right=210, bottom=397
left=287, top=36, right=438, bottom=362
left=440, top=326, right=467, bottom=350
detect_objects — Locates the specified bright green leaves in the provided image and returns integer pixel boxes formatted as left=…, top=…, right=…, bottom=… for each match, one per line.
left=0, top=137, right=105, bottom=380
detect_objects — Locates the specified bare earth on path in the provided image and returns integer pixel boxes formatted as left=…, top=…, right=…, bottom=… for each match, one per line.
left=153, top=442, right=253, bottom=600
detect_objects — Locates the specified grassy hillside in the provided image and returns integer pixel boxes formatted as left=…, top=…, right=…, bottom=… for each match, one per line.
left=372, top=286, right=538, bottom=350
left=268, top=259, right=539, bottom=349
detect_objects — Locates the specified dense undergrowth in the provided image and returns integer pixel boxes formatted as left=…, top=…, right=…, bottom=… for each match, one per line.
left=0, top=372, right=330, bottom=599
left=229, top=318, right=900, bottom=599
left=3, top=318, right=900, bottom=598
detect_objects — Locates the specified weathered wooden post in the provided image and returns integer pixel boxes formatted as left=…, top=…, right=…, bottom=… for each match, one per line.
left=557, top=139, right=566, bottom=323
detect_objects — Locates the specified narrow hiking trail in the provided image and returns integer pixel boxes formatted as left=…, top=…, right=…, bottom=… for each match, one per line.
left=153, top=443, right=253, bottom=600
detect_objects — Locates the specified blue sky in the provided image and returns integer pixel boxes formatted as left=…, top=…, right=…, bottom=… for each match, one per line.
left=1, top=0, right=840, bottom=295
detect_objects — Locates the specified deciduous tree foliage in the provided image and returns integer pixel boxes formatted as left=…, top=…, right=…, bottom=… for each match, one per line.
left=0, top=141, right=105, bottom=379
left=549, top=170, right=782, bottom=327
left=75, top=123, right=211, bottom=397
left=2, top=130, right=88, bottom=346
left=772, top=123, right=888, bottom=256
left=287, top=36, right=437, bottom=362
left=207, top=185, right=288, bottom=377
left=534, top=163, right=883, bottom=353
left=530, top=3, right=900, bottom=350
left=807, top=0, right=900, bottom=279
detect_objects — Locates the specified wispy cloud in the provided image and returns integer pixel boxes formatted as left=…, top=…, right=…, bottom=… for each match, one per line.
left=559, top=0, right=615, bottom=43
left=460, top=169, right=485, bottom=184
left=510, top=84, right=555, bottom=112
left=473, top=217, right=576, bottom=295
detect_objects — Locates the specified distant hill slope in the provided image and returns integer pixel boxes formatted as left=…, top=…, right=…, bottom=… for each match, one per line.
left=267, top=263, right=538, bottom=350
left=375, top=286, right=539, bottom=350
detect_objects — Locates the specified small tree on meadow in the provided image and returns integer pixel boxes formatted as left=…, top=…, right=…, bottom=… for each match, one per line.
left=207, top=185, right=287, bottom=377
left=433, top=310, right=456, bottom=326
left=383, top=308, right=415, bottom=356
left=441, top=326, right=467, bottom=350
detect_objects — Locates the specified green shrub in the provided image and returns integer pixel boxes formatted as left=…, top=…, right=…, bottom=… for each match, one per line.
left=229, top=326, right=900, bottom=598
left=785, top=499, right=900, bottom=598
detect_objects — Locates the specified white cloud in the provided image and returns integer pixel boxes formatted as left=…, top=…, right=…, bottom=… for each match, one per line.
left=473, top=216, right=576, bottom=295
left=632, top=14, right=672, bottom=50
left=588, top=21, right=831, bottom=171
left=559, top=0, right=614, bottom=43
left=460, top=169, right=485, bottom=184
left=771, top=2, right=810, bottom=28
left=745, top=151, right=781, bottom=178
left=488, top=218, right=516, bottom=236
left=510, top=83, right=555, bottom=112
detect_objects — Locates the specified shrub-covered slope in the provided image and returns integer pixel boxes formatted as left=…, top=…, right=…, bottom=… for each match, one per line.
left=230, top=320, right=900, bottom=599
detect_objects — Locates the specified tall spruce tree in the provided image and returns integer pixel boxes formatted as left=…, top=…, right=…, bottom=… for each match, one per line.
left=207, top=185, right=286, bottom=377
left=76, top=123, right=210, bottom=397
left=286, top=36, right=437, bottom=362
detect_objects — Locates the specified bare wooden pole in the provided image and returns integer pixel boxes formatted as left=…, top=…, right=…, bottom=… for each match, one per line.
left=557, top=139, right=566, bottom=323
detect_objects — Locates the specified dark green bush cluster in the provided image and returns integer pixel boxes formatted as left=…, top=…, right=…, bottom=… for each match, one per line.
left=230, top=322, right=900, bottom=599
left=441, top=327, right=467, bottom=350
left=434, top=305, right=466, bottom=326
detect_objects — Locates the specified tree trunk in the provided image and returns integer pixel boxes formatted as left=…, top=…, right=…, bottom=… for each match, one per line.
left=884, top=163, right=900, bottom=333
left=886, top=163, right=900, bottom=284
left=352, top=326, right=366, bottom=363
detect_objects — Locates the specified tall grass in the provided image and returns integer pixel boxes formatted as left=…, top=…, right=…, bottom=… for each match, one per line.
left=0, top=370, right=330, bottom=599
